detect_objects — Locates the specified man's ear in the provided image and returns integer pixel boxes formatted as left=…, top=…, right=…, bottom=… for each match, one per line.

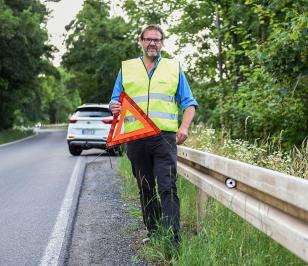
left=138, top=38, right=142, bottom=48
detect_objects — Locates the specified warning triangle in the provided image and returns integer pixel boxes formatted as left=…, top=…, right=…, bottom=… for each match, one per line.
left=106, top=92, right=160, bottom=147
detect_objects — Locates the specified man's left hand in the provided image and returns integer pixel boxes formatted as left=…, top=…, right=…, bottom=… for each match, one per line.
left=176, top=126, right=188, bottom=145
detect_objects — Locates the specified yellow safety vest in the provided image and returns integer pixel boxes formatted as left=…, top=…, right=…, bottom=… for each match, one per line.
left=122, top=57, right=180, bottom=132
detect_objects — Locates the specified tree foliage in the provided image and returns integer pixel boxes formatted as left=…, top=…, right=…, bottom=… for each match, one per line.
left=123, top=0, right=308, bottom=148
left=1, top=0, right=306, bottom=148
left=0, top=0, right=52, bottom=128
left=39, top=69, right=81, bottom=124
left=62, top=0, right=139, bottom=104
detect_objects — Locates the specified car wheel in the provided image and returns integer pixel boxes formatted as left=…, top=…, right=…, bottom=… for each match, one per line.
left=69, top=145, right=82, bottom=156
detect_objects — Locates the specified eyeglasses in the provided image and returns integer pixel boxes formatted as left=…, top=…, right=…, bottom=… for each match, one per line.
left=142, top=38, right=162, bottom=44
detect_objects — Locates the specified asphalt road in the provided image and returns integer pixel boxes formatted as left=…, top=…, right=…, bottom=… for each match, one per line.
left=0, top=129, right=80, bottom=265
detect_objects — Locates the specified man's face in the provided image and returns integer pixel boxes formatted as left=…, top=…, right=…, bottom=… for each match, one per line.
left=140, top=30, right=163, bottom=58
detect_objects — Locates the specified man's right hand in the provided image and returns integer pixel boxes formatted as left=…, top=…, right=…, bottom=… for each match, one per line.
left=111, top=101, right=122, bottom=115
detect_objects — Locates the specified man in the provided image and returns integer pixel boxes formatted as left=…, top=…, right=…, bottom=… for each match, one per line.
left=110, top=25, right=198, bottom=247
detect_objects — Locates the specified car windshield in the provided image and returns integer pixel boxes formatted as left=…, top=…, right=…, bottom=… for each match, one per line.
left=75, top=107, right=111, bottom=117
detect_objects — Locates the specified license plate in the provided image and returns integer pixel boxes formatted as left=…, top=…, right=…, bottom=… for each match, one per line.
left=82, top=129, right=95, bottom=135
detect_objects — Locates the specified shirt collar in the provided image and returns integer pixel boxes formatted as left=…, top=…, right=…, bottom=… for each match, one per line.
left=140, top=55, right=161, bottom=65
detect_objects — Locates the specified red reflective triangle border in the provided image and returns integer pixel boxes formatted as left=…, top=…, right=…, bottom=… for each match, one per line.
left=106, top=92, right=160, bottom=147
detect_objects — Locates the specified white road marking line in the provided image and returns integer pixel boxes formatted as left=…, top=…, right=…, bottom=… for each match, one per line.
left=39, top=156, right=82, bottom=266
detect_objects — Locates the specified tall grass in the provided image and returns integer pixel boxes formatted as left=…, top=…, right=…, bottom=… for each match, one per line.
left=119, top=124, right=307, bottom=265
left=177, top=180, right=305, bottom=266
left=119, top=155, right=139, bottom=201
left=0, top=128, right=34, bottom=145
left=185, top=124, right=307, bottom=179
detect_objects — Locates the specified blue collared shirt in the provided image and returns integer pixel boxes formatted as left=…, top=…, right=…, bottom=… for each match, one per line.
left=110, top=56, right=198, bottom=111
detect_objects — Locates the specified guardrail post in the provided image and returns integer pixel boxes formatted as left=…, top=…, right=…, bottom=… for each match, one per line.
left=196, top=187, right=209, bottom=231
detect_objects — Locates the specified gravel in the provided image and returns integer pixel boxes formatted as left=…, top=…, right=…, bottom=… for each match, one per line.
left=64, top=157, right=147, bottom=266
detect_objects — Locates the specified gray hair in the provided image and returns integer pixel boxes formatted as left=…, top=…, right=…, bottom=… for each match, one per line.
left=139, top=24, right=165, bottom=40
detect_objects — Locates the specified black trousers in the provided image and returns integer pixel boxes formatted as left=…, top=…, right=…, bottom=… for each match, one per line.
left=127, top=131, right=180, bottom=238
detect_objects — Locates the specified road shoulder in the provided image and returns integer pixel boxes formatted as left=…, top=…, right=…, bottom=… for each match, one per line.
left=65, top=157, right=146, bottom=265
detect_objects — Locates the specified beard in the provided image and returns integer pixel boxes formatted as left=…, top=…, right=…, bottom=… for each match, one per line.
left=144, top=45, right=161, bottom=57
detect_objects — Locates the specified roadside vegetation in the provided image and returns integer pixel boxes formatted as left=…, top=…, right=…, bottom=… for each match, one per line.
left=119, top=124, right=307, bottom=265
left=121, top=0, right=308, bottom=150
left=186, top=124, right=308, bottom=179
left=40, top=123, right=68, bottom=129
left=0, top=1, right=80, bottom=130
left=0, top=128, right=34, bottom=145
left=1, top=0, right=307, bottom=149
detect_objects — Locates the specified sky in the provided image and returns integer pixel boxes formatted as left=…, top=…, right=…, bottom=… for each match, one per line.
left=44, top=0, right=187, bottom=67
left=45, top=0, right=85, bottom=66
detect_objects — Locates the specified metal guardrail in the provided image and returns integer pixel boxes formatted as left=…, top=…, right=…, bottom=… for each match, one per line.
left=177, top=145, right=308, bottom=263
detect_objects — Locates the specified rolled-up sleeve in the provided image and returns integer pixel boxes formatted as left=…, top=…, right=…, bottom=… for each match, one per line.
left=175, top=70, right=199, bottom=111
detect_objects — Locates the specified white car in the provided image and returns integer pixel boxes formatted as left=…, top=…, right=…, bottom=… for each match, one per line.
left=67, top=104, right=121, bottom=156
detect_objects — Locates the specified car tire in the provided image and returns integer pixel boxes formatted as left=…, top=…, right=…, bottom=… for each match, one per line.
left=69, top=145, right=82, bottom=156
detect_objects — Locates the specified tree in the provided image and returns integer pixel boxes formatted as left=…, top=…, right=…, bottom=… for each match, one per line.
left=121, top=0, right=308, bottom=148
left=39, top=68, right=81, bottom=124
left=0, top=0, right=52, bottom=129
left=62, top=0, right=139, bottom=104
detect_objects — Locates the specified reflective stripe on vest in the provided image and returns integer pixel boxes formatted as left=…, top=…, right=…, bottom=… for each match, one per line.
left=132, top=93, right=176, bottom=104
left=124, top=111, right=179, bottom=123
left=122, top=58, right=179, bottom=132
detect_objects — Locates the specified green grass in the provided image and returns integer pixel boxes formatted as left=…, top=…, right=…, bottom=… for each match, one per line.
left=119, top=124, right=308, bottom=265
left=120, top=156, right=305, bottom=265
left=0, top=128, right=34, bottom=145
left=178, top=180, right=305, bottom=266
left=119, top=155, right=139, bottom=201
left=40, top=123, right=68, bottom=129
